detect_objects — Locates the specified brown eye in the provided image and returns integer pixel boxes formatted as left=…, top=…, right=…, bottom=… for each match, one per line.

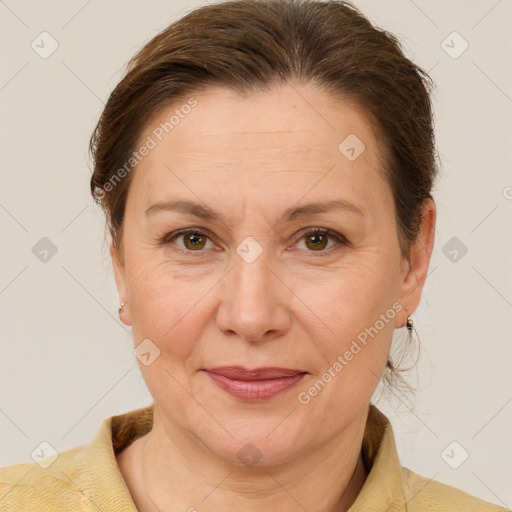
left=164, top=228, right=214, bottom=254
left=182, top=232, right=208, bottom=250
left=304, top=232, right=329, bottom=251
left=296, top=228, right=348, bottom=255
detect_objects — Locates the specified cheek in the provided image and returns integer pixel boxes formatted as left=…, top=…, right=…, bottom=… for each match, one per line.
left=296, top=253, right=401, bottom=352
left=124, top=252, right=221, bottom=360
left=295, top=269, right=398, bottom=420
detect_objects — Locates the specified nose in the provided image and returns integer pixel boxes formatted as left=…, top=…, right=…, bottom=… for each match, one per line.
left=216, top=247, right=291, bottom=343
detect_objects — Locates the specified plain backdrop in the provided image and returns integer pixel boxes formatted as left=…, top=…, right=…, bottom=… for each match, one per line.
left=1, top=0, right=511, bottom=507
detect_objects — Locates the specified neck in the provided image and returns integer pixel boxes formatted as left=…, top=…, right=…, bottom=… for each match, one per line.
left=131, top=404, right=369, bottom=512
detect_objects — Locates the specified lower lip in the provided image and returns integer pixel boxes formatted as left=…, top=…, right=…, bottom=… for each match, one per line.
left=204, top=371, right=306, bottom=401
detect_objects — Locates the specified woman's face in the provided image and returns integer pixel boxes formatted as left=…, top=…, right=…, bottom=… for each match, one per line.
left=113, top=83, right=433, bottom=465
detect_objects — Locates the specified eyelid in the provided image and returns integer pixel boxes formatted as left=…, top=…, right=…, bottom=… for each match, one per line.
left=291, top=227, right=350, bottom=255
left=162, top=226, right=349, bottom=255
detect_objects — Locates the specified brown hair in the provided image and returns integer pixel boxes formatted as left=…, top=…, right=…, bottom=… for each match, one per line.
left=89, top=0, right=437, bottom=399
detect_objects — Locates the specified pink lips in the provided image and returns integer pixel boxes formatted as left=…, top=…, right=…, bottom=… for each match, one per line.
left=204, top=366, right=306, bottom=401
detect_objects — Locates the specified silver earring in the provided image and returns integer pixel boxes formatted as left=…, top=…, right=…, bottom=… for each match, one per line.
left=118, top=303, right=125, bottom=319
left=406, top=315, right=413, bottom=332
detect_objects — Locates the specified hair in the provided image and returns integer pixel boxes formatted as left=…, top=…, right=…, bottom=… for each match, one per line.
left=89, top=0, right=438, bottom=401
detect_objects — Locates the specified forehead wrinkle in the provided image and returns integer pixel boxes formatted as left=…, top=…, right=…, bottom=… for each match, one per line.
left=195, top=129, right=313, bottom=136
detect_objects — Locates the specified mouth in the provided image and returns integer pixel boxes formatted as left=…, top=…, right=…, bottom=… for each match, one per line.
left=202, top=366, right=307, bottom=402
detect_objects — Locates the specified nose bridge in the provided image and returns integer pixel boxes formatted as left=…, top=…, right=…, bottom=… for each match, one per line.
left=216, top=238, right=290, bottom=341
left=234, top=244, right=271, bottom=302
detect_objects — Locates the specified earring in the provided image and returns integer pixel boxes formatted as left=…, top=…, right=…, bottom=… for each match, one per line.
left=406, top=315, right=413, bottom=332
left=118, top=302, right=125, bottom=319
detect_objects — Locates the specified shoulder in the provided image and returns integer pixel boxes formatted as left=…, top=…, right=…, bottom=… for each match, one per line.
left=0, top=445, right=87, bottom=509
left=401, top=467, right=510, bottom=512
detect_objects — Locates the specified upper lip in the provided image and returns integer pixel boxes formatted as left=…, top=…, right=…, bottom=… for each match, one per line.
left=204, top=366, right=306, bottom=380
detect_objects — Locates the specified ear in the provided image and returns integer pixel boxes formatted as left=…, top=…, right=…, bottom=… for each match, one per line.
left=395, top=198, right=436, bottom=328
left=110, top=242, right=132, bottom=326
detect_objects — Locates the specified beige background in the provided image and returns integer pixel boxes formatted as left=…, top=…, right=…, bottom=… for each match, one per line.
left=1, top=0, right=511, bottom=507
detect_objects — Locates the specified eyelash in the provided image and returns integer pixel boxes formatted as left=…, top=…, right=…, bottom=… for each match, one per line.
left=161, top=227, right=349, bottom=257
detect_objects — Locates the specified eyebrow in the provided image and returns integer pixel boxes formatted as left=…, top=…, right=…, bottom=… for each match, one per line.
left=144, top=198, right=364, bottom=223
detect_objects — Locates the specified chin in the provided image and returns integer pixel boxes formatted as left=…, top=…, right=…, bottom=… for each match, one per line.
left=206, top=428, right=309, bottom=468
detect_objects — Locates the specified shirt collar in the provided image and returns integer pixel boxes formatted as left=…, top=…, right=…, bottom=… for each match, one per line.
left=350, top=404, right=408, bottom=510
left=83, top=403, right=407, bottom=511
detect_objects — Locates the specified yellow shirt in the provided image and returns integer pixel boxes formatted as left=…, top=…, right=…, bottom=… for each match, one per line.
left=0, top=404, right=508, bottom=511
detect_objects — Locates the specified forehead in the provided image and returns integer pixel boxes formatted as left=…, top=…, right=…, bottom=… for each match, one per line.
left=128, top=83, right=390, bottom=219
left=148, top=84, right=379, bottom=157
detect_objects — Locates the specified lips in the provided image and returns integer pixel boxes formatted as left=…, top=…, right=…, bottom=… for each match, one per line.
left=205, top=366, right=305, bottom=380
left=203, top=366, right=307, bottom=401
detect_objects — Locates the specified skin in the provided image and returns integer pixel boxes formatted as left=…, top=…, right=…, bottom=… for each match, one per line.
left=112, top=83, right=436, bottom=512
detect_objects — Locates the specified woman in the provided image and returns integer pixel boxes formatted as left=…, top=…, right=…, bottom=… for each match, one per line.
left=0, top=0, right=507, bottom=510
